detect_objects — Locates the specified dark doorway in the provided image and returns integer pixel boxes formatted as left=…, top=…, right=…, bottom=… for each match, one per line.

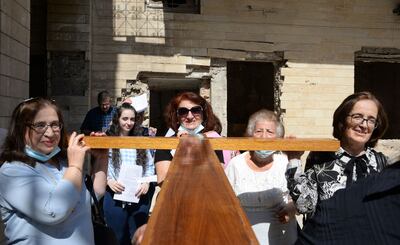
left=30, top=0, right=47, bottom=97
left=355, top=61, right=400, bottom=139
left=227, top=61, right=275, bottom=137
left=150, top=88, right=197, bottom=136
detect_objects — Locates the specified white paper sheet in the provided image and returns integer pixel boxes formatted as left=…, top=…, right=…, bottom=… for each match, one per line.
left=113, top=164, right=143, bottom=203
left=130, top=94, right=148, bottom=113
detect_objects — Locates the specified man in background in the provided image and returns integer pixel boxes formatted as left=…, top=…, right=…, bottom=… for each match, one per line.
left=80, top=90, right=117, bottom=135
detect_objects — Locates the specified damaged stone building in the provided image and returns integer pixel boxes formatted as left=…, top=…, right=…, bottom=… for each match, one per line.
left=1, top=0, right=400, bottom=157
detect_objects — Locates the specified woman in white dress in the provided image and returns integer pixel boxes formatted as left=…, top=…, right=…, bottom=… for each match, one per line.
left=225, top=109, right=298, bottom=245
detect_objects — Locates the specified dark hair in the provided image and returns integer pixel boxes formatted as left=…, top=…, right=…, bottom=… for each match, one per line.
left=97, top=90, right=111, bottom=106
left=106, top=103, right=148, bottom=174
left=164, top=92, right=218, bottom=132
left=332, top=91, right=388, bottom=148
left=213, top=115, right=222, bottom=135
left=0, top=98, right=68, bottom=166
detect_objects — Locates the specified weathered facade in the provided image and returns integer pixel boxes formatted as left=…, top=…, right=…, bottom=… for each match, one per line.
left=0, top=0, right=30, bottom=129
left=1, top=0, right=400, bottom=157
left=88, top=0, right=400, bottom=142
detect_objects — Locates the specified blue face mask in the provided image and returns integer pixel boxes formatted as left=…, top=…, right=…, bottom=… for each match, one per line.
left=254, top=150, right=275, bottom=159
left=25, top=145, right=61, bottom=162
left=178, top=124, right=204, bottom=135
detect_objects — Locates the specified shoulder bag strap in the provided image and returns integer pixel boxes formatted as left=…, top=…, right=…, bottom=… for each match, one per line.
left=84, top=174, right=106, bottom=224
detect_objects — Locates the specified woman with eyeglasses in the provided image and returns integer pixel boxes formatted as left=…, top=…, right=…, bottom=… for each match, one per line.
left=103, top=103, right=154, bottom=245
left=286, top=91, right=389, bottom=219
left=154, top=92, right=224, bottom=184
left=0, top=98, right=108, bottom=244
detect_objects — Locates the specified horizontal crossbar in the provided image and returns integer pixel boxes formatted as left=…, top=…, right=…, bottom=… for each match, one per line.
left=84, top=136, right=339, bottom=151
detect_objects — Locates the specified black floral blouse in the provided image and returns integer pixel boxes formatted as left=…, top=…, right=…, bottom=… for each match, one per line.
left=286, top=147, right=387, bottom=216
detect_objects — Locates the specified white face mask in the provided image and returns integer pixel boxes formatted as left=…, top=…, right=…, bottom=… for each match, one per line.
left=178, top=124, right=204, bottom=135
left=24, top=145, right=61, bottom=162
left=254, top=150, right=275, bottom=159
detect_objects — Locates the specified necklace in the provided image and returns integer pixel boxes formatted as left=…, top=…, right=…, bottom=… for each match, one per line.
left=38, top=163, right=58, bottom=186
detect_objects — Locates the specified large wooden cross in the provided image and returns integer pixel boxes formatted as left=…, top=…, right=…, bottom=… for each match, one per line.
left=85, top=136, right=339, bottom=244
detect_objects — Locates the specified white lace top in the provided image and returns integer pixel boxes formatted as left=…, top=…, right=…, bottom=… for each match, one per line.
left=225, top=152, right=297, bottom=245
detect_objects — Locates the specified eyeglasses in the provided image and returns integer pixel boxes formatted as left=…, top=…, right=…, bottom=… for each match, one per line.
left=177, top=106, right=203, bottom=117
left=348, top=114, right=378, bottom=128
left=29, top=121, right=63, bottom=133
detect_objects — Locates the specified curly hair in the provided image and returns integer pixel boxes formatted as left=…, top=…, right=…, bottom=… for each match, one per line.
left=164, top=92, right=218, bottom=133
left=245, top=109, right=284, bottom=138
left=106, top=103, right=148, bottom=175
left=0, top=98, right=68, bottom=166
left=332, top=91, right=388, bottom=148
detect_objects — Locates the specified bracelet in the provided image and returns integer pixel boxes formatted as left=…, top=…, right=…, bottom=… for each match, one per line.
left=69, top=165, right=83, bottom=173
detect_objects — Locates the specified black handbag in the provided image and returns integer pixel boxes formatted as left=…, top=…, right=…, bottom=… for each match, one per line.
left=85, top=175, right=118, bottom=245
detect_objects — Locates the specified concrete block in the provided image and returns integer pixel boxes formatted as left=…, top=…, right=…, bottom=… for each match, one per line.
left=1, top=13, right=29, bottom=46
left=207, top=48, right=247, bottom=60
left=282, top=76, right=353, bottom=85
left=47, top=32, right=90, bottom=42
left=47, top=41, right=89, bottom=51
left=0, top=116, right=11, bottom=129
left=281, top=67, right=354, bottom=78
left=0, top=76, right=28, bottom=98
left=285, top=125, right=332, bottom=138
left=16, top=0, right=30, bottom=10
left=47, top=23, right=90, bottom=33
left=1, top=0, right=30, bottom=28
left=48, top=4, right=90, bottom=15
left=48, top=13, right=89, bottom=24
left=48, top=0, right=90, bottom=6
left=0, top=96, right=20, bottom=117
left=0, top=34, right=29, bottom=63
left=114, top=71, right=139, bottom=80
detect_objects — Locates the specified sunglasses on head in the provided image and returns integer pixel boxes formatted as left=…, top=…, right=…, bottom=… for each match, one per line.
left=177, top=106, right=203, bottom=117
left=18, top=97, right=56, bottom=106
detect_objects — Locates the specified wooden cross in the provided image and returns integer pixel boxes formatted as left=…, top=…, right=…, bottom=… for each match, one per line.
left=84, top=136, right=339, bottom=151
left=84, top=136, right=339, bottom=244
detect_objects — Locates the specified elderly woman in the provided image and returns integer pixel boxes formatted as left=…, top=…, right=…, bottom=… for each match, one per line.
left=286, top=91, right=389, bottom=218
left=225, top=109, right=298, bottom=245
left=154, top=92, right=224, bottom=184
left=0, top=98, right=107, bottom=244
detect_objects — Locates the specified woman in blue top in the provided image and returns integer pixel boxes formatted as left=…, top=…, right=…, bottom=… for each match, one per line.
left=0, top=97, right=107, bottom=245
left=104, top=103, right=154, bottom=245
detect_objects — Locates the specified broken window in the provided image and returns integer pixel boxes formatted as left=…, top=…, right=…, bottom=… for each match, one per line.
left=48, top=51, right=88, bottom=96
left=146, top=0, right=200, bottom=14
left=355, top=47, right=400, bottom=139
left=227, top=61, right=276, bottom=137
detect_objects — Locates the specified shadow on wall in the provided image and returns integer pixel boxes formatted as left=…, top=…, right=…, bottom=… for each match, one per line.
left=0, top=128, right=7, bottom=244
left=0, top=128, right=6, bottom=147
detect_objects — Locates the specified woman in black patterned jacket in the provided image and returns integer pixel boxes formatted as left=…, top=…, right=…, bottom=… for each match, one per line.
left=286, top=91, right=389, bottom=217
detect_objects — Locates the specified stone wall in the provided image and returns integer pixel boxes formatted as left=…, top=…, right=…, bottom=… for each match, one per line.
left=47, top=0, right=90, bottom=132
left=0, top=0, right=30, bottom=129
left=89, top=0, right=400, bottom=142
